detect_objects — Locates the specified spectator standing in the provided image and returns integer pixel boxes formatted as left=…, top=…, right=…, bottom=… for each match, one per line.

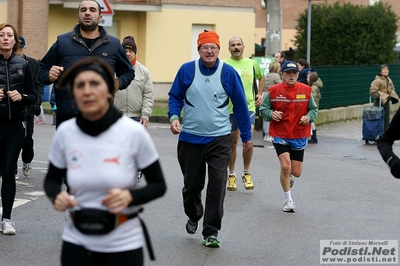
left=38, top=0, right=134, bottom=128
left=370, top=64, right=399, bottom=131
left=114, top=36, right=154, bottom=182
left=257, top=61, right=281, bottom=142
left=168, top=30, right=252, bottom=247
left=307, top=71, right=323, bottom=144
left=273, top=51, right=286, bottom=65
left=114, top=36, right=154, bottom=128
left=0, top=24, right=37, bottom=234
left=297, top=58, right=313, bottom=85
left=17, top=36, right=44, bottom=177
left=259, top=61, right=318, bottom=212
left=224, top=36, right=265, bottom=191
left=44, top=57, right=166, bottom=265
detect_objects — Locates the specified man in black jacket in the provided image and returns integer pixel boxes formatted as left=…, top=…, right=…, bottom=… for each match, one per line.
left=17, top=36, right=44, bottom=178
left=38, top=0, right=134, bottom=128
left=273, top=51, right=286, bottom=66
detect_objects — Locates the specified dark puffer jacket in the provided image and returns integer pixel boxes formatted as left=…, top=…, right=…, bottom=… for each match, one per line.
left=0, top=53, right=37, bottom=123
left=38, top=25, right=134, bottom=122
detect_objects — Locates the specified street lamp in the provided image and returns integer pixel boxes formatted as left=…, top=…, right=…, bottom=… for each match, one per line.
left=306, top=0, right=323, bottom=65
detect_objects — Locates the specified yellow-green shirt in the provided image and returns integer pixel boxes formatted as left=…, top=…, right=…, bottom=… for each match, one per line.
left=224, top=57, right=263, bottom=113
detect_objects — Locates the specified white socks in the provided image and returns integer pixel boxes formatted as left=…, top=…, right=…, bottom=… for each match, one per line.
left=284, top=191, right=292, bottom=201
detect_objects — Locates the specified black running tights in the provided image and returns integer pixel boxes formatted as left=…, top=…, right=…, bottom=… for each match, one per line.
left=0, top=122, right=25, bottom=219
left=61, top=241, right=143, bottom=266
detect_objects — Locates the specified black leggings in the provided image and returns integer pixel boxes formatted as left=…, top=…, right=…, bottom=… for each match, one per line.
left=0, top=122, right=25, bottom=219
left=61, top=241, right=143, bottom=266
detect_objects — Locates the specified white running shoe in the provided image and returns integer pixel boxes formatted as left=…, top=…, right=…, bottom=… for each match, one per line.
left=264, top=135, right=272, bottom=142
left=283, top=199, right=296, bottom=212
left=23, top=163, right=32, bottom=177
left=1, top=219, right=16, bottom=235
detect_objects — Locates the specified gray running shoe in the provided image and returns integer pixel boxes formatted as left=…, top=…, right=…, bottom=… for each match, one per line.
left=23, top=163, right=32, bottom=177
left=137, top=171, right=143, bottom=182
left=283, top=199, right=296, bottom=212
left=290, top=174, right=295, bottom=188
left=186, top=220, right=198, bottom=234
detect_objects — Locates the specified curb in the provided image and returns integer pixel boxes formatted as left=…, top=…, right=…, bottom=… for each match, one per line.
left=44, top=102, right=400, bottom=126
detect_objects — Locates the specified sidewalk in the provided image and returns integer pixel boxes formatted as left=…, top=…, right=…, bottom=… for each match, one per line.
left=317, top=119, right=363, bottom=140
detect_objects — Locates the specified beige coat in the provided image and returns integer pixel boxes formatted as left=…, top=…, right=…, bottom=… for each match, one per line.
left=114, top=61, right=154, bottom=120
left=370, top=75, right=399, bottom=105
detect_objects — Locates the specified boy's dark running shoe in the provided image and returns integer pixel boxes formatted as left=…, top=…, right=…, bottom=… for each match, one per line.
left=186, top=220, right=198, bottom=234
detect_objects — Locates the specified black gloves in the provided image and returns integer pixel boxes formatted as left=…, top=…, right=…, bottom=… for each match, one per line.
left=388, top=156, right=400, bottom=179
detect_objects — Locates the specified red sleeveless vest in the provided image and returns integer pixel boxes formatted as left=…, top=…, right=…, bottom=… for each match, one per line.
left=269, top=82, right=312, bottom=138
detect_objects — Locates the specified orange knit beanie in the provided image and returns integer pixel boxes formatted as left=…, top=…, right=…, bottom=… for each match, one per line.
left=197, top=30, right=220, bottom=49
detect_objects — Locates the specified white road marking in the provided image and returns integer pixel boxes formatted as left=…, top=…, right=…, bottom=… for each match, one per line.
left=0, top=199, right=31, bottom=215
left=25, top=191, right=45, bottom=197
left=0, top=191, right=46, bottom=215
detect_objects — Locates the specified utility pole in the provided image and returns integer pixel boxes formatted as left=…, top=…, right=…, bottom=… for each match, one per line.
left=265, top=0, right=281, bottom=57
left=307, top=0, right=312, bottom=64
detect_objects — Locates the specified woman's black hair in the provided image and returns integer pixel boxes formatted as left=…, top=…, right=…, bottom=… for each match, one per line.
left=297, top=58, right=309, bottom=69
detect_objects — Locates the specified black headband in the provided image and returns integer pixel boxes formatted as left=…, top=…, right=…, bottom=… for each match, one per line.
left=72, top=64, right=114, bottom=93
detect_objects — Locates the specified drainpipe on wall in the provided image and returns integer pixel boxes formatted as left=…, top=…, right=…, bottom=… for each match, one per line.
left=18, top=0, right=23, bottom=35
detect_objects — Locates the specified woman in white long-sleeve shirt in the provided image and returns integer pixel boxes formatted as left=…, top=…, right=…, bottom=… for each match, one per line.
left=44, top=57, right=166, bottom=266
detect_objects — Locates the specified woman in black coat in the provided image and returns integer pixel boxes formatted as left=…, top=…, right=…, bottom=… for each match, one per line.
left=0, top=23, right=37, bottom=235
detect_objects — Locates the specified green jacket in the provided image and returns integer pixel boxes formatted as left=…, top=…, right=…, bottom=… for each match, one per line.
left=311, top=78, right=323, bottom=107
